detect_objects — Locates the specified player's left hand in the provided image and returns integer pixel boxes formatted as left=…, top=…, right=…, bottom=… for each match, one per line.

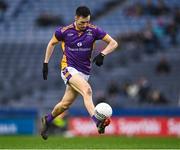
left=93, top=53, right=105, bottom=67
left=43, top=63, right=48, bottom=80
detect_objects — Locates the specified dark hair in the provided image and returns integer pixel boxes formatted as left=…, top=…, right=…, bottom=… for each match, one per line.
left=76, top=6, right=91, bottom=17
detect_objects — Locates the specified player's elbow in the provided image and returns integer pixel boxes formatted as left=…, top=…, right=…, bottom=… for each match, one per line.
left=112, top=40, right=118, bottom=49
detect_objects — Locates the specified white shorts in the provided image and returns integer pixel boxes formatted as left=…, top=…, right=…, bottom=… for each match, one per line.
left=61, top=66, right=90, bottom=84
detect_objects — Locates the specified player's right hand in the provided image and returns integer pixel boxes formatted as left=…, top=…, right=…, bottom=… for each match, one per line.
left=43, top=63, right=48, bottom=80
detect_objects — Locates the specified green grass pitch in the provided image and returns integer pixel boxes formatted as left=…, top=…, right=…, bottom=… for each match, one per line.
left=0, top=135, right=180, bottom=149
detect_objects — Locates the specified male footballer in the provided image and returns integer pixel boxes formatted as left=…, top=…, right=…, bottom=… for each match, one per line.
left=41, top=6, right=118, bottom=140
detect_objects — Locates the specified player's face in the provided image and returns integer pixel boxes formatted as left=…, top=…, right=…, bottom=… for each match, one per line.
left=75, top=15, right=90, bottom=31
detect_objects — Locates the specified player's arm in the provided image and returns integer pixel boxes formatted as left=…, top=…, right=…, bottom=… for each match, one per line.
left=43, top=35, right=59, bottom=80
left=101, top=34, right=118, bottom=55
left=93, top=34, right=118, bottom=67
left=44, top=35, right=59, bottom=63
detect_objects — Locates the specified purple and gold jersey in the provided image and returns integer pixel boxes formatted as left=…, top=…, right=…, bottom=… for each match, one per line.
left=54, top=23, right=107, bottom=75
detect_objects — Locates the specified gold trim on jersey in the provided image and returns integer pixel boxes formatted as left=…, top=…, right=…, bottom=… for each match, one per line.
left=61, top=54, right=68, bottom=69
left=61, top=24, right=74, bottom=33
left=53, top=34, right=59, bottom=42
left=102, top=34, right=108, bottom=40
left=61, top=41, right=65, bottom=51
left=60, top=41, right=68, bottom=69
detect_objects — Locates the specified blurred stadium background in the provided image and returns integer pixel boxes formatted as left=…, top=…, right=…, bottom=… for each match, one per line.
left=0, top=0, right=180, bottom=148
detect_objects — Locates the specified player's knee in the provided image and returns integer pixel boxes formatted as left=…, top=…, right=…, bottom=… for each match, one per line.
left=83, top=86, right=92, bottom=97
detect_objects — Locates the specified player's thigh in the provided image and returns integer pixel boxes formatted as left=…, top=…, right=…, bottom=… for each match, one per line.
left=68, top=74, right=92, bottom=96
left=61, top=84, right=78, bottom=105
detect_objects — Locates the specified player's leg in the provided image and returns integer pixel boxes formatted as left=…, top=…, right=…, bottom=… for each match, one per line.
left=41, top=85, right=78, bottom=140
left=68, top=74, right=110, bottom=134
left=68, top=74, right=95, bottom=116
left=51, top=85, right=78, bottom=118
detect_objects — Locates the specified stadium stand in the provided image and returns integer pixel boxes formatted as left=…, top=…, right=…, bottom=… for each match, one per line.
left=0, top=0, right=180, bottom=115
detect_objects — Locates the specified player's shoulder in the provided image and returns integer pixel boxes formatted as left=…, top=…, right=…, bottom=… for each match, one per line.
left=56, top=24, right=74, bottom=33
left=87, top=23, right=97, bottom=29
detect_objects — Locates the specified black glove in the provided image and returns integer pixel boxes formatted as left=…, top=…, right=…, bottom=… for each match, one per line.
left=93, top=53, right=105, bottom=67
left=43, top=63, right=48, bottom=80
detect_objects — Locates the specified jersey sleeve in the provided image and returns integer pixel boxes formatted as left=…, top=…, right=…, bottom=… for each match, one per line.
left=54, top=27, right=63, bottom=41
left=95, top=27, right=107, bottom=40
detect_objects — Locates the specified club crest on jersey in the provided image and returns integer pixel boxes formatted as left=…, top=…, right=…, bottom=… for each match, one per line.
left=77, top=42, right=82, bottom=47
left=67, top=33, right=74, bottom=36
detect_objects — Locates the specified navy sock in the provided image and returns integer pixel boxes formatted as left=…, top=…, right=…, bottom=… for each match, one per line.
left=92, top=115, right=101, bottom=126
left=46, top=113, right=54, bottom=124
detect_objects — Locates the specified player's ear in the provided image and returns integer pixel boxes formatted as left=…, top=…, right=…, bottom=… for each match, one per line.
left=75, top=16, right=78, bottom=21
